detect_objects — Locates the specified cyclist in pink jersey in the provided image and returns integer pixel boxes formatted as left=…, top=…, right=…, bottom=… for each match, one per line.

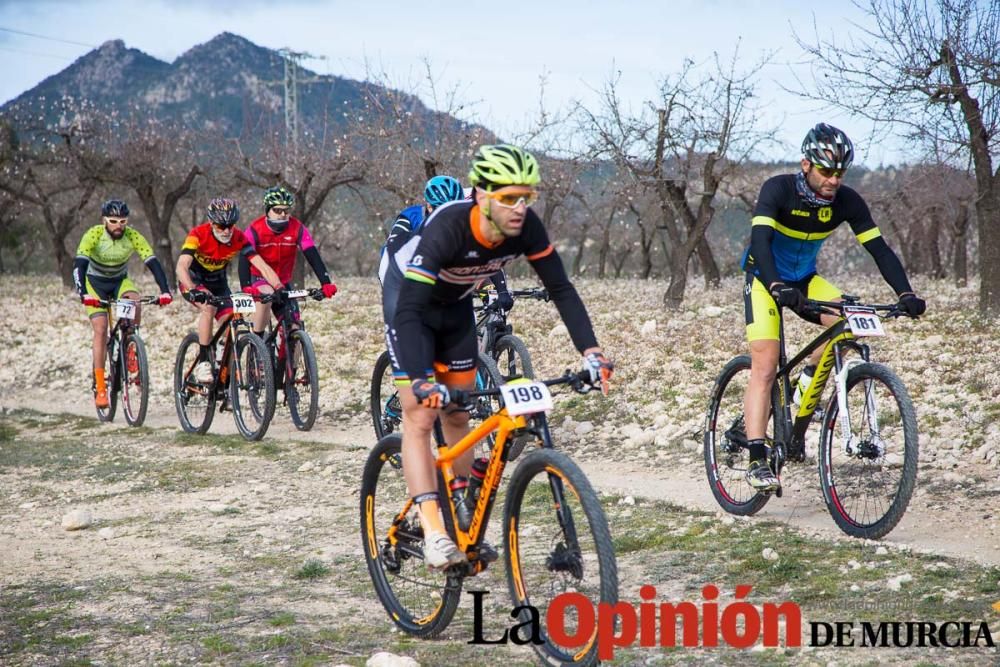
left=239, top=186, right=338, bottom=335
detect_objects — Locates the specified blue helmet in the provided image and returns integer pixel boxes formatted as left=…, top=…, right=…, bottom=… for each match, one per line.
left=423, top=175, right=464, bottom=209
left=101, top=198, right=129, bottom=217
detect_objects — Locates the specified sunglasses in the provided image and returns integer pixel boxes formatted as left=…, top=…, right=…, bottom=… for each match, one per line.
left=486, top=190, right=539, bottom=208
left=105, top=218, right=128, bottom=226
left=212, top=222, right=235, bottom=230
left=813, top=164, right=846, bottom=179
left=270, top=207, right=290, bottom=215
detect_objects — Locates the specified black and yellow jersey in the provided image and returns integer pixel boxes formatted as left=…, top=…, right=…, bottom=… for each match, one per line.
left=741, top=174, right=882, bottom=284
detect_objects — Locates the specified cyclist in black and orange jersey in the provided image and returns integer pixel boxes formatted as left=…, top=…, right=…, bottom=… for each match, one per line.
left=175, top=197, right=281, bottom=383
left=73, top=198, right=173, bottom=408
left=740, top=124, right=926, bottom=492
left=390, top=144, right=614, bottom=568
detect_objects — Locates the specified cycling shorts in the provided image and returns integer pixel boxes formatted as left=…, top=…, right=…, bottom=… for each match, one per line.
left=85, top=275, right=138, bottom=318
left=386, top=297, right=478, bottom=387
left=744, top=272, right=841, bottom=342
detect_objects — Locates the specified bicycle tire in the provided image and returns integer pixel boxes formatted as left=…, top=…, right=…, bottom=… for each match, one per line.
left=174, top=331, right=215, bottom=434
left=369, top=350, right=401, bottom=439
left=704, top=355, right=771, bottom=516
left=493, top=334, right=534, bottom=381
left=504, top=448, right=618, bottom=667
left=121, top=332, right=149, bottom=427
left=360, top=434, right=462, bottom=637
left=818, top=362, right=918, bottom=539
left=286, top=329, right=320, bottom=431
left=229, top=333, right=275, bottom=441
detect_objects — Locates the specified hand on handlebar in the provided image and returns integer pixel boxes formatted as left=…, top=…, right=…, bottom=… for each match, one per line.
left=583, top=352, right=614, bottom=396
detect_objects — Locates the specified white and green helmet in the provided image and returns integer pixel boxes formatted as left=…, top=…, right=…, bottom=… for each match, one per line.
left=468, top=144, right=540, bottom=189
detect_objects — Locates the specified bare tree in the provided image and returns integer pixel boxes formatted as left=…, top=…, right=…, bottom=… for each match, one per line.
left=580, top=48, right=779, bottom=307
left=796, top=0, right=1000, bottom=313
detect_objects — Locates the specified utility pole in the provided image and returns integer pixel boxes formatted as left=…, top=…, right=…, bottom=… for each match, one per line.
left=268, top=49, right=327, bottom=160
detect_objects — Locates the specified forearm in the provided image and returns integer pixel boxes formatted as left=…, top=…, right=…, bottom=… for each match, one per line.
left=249, top=255, right=282, bottom=288
left=302, top=246, right=332, bottom=284
left=176, top=255, right=196, bottom=292
left=72, top=257, right=89, bottom=297
left=237, top=255, right=252, bottom=288
left=145, top=257, right=171, bottom=294
left=864, top=237, right=913, bottom=295
left=531, top=251, right=599, bottom=353
left=393, top=279, right=436, bottom=382
left=749, top=225, right=781, bottom=288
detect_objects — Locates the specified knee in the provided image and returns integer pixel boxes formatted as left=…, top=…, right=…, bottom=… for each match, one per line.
left=404, top=409, right=438, bottom=433
left=750, top=364, right=777, bottom=386
left=443, top=409, right=470, bottom=430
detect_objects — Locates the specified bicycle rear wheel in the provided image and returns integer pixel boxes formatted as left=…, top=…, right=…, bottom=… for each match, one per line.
left=369, top=351, right=402, bottom=439
left=121, top=332, right=149, bottom=427
left=286, top=329, right=320, bottom=431
left=493, top=334, right=534, bottom=381
left=360, top=435, right=462, bottom=637
left=504, top=448, right=617, bottom=667
left=703, top=355, right=771, bottom=515
left=819, top=362, right=918, bottom=539
left=229, top=333, right=275, bottom=441
left=174, top=332, right=215, bottom=434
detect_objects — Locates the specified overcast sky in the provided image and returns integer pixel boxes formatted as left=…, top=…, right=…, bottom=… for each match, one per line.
left=0, top=0, right=910, bottom=166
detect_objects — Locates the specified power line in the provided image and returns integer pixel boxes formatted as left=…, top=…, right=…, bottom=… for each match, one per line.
left=0, top=45, right=76, bottom=61
left=0, top=26, right=96, bottom=49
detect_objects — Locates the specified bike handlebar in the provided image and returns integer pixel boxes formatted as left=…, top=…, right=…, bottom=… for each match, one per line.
left=92, top=296, right=160, bottom=307
left=450, top=369, right=598, bottom=405
left=802, top=296, right=908, bottom=319
left=475, top=287, right=549, bottom=313
left=258, top=287, right=326, bottom=304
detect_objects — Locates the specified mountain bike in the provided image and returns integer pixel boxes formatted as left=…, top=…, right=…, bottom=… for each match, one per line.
left=361, top=370, right=617, bottom=666
left=704, top=295, right=919, bottom=539
left=476, top=286, right=548, bottom=382
left=93, top=296, right=158, bottom=426
left=173, top=292, right=275, bottom=441
left=257, top=288, right=330, bottom=431
left=369, top=287, right=548, bottom=439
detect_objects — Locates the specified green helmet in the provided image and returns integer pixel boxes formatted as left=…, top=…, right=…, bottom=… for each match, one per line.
left=468, top=144, right=540, bottom=189
left=263, top=186, right=294, bottom=212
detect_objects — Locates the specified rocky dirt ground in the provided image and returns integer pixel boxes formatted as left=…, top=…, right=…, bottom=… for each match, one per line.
left=2, top=275, right=999, bottom=666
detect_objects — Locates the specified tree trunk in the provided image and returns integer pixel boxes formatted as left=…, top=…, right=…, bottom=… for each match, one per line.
left=975, top=186, right=1000, bottom=313
left=952, top=203, right=969, bottom=287
left=696, top=238, right=720, bottom=286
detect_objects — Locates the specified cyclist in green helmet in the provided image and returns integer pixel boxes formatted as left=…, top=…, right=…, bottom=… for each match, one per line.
left=388, top=144, right=614, bottom=568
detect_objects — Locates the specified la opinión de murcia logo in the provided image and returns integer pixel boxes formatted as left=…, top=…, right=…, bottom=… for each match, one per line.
left=469, top=586, right=997, bottom=660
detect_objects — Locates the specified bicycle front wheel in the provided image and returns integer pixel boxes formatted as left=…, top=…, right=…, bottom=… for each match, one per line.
left=369, top=351, right=402, bottom=439
left=121, top=332, right=149, bottom=427
left=504, top=448, right=618, bottom=667
left=286, top=329, right=320, bottom=431
left=173, top=332, right=215, bottom=434
left=703, top=355, right=771, bottom=515
left=360, top=435, right=462, bottom=637
left=229, top=333, right=275, bottom=441
left=493, top=334, right=534, bottom=381
left=819, top=362, right=918, bottom=539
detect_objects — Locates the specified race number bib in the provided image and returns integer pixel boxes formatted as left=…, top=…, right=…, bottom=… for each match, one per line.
left=845, top=307, right=885, bottom=337
left=115, top=300, right=136, bottom=320
left=232, top=293, right=256, bottom=314
left=501, top=381, right=553, bottom=416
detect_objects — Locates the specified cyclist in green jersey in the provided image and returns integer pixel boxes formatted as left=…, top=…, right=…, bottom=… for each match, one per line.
left=73, top=199, right=173, bottom=408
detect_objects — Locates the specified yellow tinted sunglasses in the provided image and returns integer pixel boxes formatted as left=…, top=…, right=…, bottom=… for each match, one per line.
left=486, top=189, right=538, bottom=208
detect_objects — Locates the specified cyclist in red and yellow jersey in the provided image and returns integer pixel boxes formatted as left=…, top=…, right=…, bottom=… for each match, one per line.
left=175, top=197, right=281, bottom=383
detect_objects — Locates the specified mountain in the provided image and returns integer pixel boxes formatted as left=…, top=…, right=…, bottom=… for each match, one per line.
left=1, top=32, right=466, bottom=140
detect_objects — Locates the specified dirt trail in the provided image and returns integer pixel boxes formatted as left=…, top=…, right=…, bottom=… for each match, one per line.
left=11, top=390, right=999, bottom=570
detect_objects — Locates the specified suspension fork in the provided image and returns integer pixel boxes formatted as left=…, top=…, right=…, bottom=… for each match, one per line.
left=831, top=341, right=877, bottom=456
left=535, top=415, right=581, bottom=552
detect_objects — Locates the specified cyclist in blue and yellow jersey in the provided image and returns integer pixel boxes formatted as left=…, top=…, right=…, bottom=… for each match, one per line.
left=740, top=124, right=926, bottom=493
left=73, top=198, right=173, bottom=408
left=390, top=146, right=613, bottom=568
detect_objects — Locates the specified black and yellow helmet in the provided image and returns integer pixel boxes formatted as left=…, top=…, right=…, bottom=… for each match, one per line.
left=263, top=186, right=294, bottom=212
left=468, top=144, right=540, bottom=189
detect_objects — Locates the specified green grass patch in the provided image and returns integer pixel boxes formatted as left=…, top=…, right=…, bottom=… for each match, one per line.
left=292, top=559, right=330, bottom=580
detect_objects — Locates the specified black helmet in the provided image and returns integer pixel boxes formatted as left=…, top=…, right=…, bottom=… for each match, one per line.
left=206, top=197, right=240, bottom=227
left=101, top=198, right=129, bottom=217
left=802, top=123, right=854, bottom=170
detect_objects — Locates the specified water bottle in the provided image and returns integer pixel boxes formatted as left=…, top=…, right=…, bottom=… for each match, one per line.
left=467, top=458, right=489, bottom=504
left=792, top=365, right=816, bottom=406
left=450, top=476, right=472, bottom=531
